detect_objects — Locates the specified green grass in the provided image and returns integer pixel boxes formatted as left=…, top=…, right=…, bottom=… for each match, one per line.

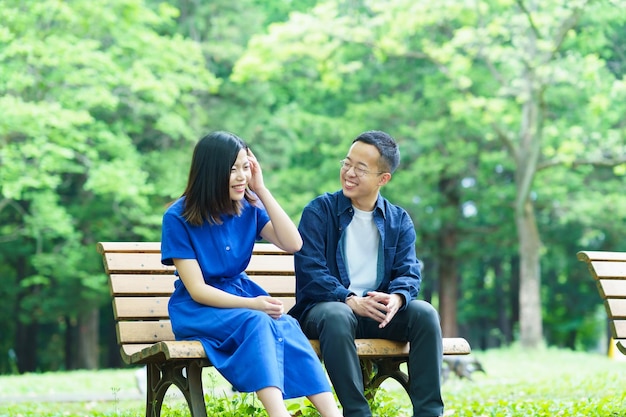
left=384, top=346, right=626, bottom=417
left=1, top=346, right=625, bottom=416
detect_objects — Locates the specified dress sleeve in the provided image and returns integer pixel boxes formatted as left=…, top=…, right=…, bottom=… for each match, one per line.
left=161, top=210, right=196, bottom=265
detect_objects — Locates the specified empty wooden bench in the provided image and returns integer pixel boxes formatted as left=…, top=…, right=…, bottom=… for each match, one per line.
left=577, top=250, right=626, bottom=355
left=97, top=241, right=471, bottom=417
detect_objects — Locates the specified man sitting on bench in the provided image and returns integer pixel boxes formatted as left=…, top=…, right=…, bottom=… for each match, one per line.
left=289, top=130, right=444, bottom=417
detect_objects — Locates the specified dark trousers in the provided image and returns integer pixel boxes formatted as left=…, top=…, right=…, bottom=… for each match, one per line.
left=301, top=300, right=443, bottom=417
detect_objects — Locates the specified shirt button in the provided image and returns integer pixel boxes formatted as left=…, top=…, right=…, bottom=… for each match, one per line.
left=225, top=246, right=230, bottom=251
left=278, top=338, right=283, bottom=342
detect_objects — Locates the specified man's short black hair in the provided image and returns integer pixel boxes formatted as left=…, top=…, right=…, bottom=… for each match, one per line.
left=353, top=130, right=400, bottom=173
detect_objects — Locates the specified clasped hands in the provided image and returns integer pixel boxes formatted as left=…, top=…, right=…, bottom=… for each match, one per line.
left=254, top=295, right=284, bottom=319
left=346, top=291, right=404, bottom=328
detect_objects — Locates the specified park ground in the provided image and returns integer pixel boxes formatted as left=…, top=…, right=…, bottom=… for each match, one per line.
left=1, top=345, right=625, bottom=417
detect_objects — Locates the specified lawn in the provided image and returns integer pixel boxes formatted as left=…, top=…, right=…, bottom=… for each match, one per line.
left=0, top=346, right=625, bottom=416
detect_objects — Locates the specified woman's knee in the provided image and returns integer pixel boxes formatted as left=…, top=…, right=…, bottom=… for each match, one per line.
left=241, top=309, right=276, bottom=330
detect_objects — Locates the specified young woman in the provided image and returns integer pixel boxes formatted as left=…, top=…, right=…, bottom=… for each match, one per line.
left=161, top=131, right=340, bottom=417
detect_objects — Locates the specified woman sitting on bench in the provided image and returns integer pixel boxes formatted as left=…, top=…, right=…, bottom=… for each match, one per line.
left=161, top=131, right=341, bottom=417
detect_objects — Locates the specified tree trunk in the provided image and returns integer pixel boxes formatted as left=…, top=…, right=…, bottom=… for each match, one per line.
left=77, top=308, right=99, bottom=369
left=516, top=198, right=543, bottom=348
left=438, top=231, right=458, bottom=337
left=494, top=259, right=512, bottom=345
left=437, top=176, right=460, bottom=337
left=514, top=42, right=545, bottom=347
left=64, top=316, right=77, bottom=370
left=15, top=255, right=39, bottom=373
left=15, top=321, right=38, bottom=373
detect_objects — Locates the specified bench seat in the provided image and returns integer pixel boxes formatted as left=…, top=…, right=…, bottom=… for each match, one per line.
left=577, top=250, right=626, bottom=355
left=119, top=337, right=471, bottom=364
left=98, top=241, right=471, bottom=417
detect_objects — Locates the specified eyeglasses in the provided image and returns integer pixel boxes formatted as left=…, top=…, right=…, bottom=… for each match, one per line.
left=339, top=159, right=384, bottom=177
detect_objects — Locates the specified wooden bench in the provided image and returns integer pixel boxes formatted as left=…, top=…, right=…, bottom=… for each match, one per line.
left=97, top=241, right=471, bottom=417
left=577, top=250, right=626, bottom=355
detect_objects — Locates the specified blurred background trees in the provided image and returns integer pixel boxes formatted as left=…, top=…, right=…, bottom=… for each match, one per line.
left=1, top=0, right=625, bottom=373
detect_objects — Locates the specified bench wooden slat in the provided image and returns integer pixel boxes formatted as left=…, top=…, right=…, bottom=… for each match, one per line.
left=121, top=344, right=154, bottom=359
left=103, top=252, right=295, bottom=275
left=114, top=297, right=171, bottom=319
left=110, top=274, right=295, bottom=296
left=119, top=337, right=472, bottom=365
left=98, top=242, right=282, bottom=255
left=251, top=243, right=292, bottom=254
left=110, top=274, right=177, bottom=296
left=120, top=341, right=209, bottom=365
left=598, top=279, right=626, bottom=299
left=248, top=276, right=295, bottom=294
left=103, top=252, right=173, bottom=274
left=117, top=321, right=175, bottom=344
left=606, top=299, right=626, bottom=319
left=587, top=261, right=626, bottom=280
left=612, top=320, right=626, bottom=339
left=577, top=251, right=626, bottom=262
left=309, top=337, right=471, bottom=358
left=280, top=298, right=296, bottom=311
left=440, top=337, right=472, bottom=355
left=98, top=241, right=163, bottom=253
left=114, top=297, right=296, bottom=321
left=246, top=255, right=295, bottom=275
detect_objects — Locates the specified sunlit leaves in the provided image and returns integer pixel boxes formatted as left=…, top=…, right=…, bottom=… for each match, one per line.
left=0, top=0, right=222, bottom=368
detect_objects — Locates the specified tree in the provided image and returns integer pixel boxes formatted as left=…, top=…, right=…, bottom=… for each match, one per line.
left=384, top=0, right=626, bottom=347
left=231, top=1, right=490, bottom=337
left=0, top=0, right=218, bottom=371
left=232, top=0, right=626, bottom=348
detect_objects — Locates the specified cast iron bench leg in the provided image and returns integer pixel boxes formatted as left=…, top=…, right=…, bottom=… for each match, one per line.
left=145, top=360, right=208, bottom=417
left=361, top=358, right=410, bottom=401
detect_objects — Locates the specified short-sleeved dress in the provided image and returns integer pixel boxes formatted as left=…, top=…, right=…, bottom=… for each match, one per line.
left=161, top=197, right=330, bottom=398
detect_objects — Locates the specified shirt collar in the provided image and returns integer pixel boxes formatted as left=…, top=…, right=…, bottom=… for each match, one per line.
left=337, top=191, right=386, bottom=219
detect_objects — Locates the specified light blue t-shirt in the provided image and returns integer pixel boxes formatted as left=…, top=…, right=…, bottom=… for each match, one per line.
left=345, top=206, right=380, bottom=296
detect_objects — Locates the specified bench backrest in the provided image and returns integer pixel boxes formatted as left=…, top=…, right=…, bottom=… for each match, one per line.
left=577, top=250, right=626, bottom=341
left=97, top=242, right=296, bottom=355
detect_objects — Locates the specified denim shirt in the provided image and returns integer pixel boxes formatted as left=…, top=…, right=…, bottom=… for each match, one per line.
left=289, top=190, right=422, bottom=321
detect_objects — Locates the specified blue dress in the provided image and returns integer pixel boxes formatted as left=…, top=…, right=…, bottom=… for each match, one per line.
left=161, top=197, right=330, bottom=398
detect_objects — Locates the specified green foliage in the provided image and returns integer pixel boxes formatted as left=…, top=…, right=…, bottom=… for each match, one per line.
left=233, top=0, right=626, bottom=347
left=0, top=0, right=219, bottom=372
left=366, top=387, right=402, bottom=417
left=2, top=0, right=626, bottom=374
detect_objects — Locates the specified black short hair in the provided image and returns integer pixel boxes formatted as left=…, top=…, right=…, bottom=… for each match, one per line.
left=353, top=130, right=400, bottom=173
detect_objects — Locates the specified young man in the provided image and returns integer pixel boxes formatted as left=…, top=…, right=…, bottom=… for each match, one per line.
left=289, top=130, right=444, bottom=417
